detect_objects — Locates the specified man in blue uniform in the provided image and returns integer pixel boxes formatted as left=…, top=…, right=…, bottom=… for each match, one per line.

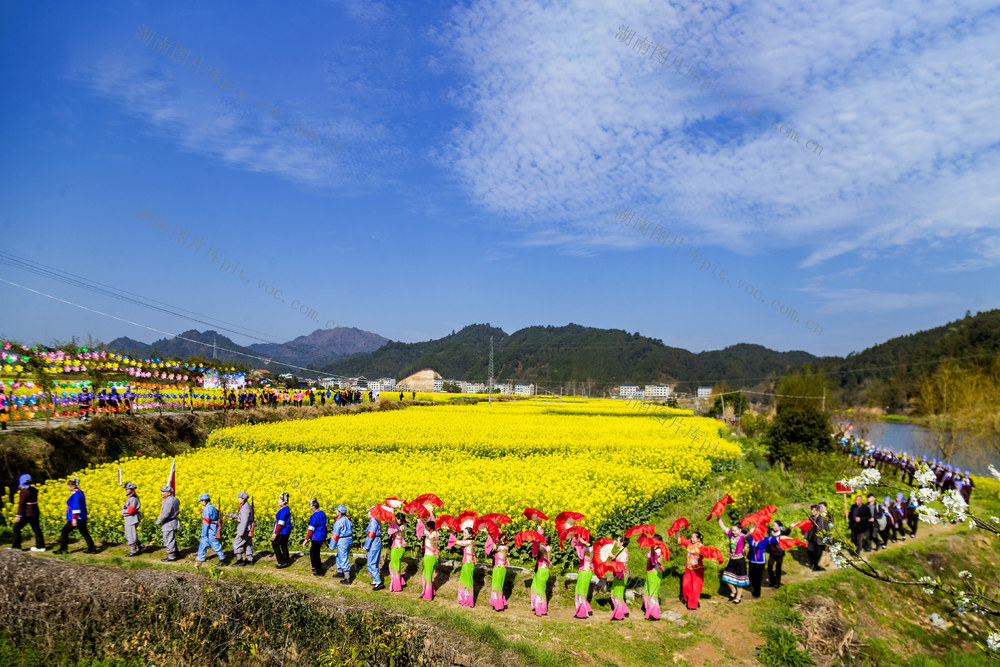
left=54, top=477, right=96, bottom=554
left=330, top=505, right=354, bottom=584
left=196, top=493, right=227, bottom=565
left=364, top=507, right=384, bottom=590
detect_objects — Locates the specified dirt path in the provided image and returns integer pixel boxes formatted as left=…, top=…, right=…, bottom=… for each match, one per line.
left=14, top=519, right=960, bottom=666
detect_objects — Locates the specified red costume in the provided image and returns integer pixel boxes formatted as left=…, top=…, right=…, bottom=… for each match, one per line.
left=678, top=537, right=723, bottom=610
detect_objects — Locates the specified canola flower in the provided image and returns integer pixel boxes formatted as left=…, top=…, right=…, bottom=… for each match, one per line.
left=36, top=399, right=739, bottom=550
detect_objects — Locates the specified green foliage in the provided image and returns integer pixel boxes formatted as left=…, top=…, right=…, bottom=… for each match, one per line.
left=755, top=627, right=817, bottom=667
left=763, top=404, right=833, bottom=466
left=742, top=412, right=772, bottom=440
left=709, top=391, right=748, bottom=417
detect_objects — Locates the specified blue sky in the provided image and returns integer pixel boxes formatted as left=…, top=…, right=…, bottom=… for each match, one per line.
left=1, top=0, right=998, bottom=359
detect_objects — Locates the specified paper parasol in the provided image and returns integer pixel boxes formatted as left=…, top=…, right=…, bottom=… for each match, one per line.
left=705, top=493, right=734, bottom=521
left=522, top=507, right=549, bottom=524
left=793, top=519, right=813, bottom=534
left=624, top=524, right=656, bottom=538
left=403, top=499, right=430, bottom=518
left=778, top=537, right=807, bottom=550
left=368, top=504, right=394, bottom=522
left=554, top=511, right=585, bottom=538
left=561, top=525, right=591, bottom=549
left=415, top=493, right=444, bottom=511
left=593, top=538, right=625, bottom=578
left=481, top=512, right=512, bottom=525
left=474, top=517, right=501, bottom=539
left=666, top=517, right=690, bottom=537
left=384, top=497, right=405, bottom=509
left=514, top=529, right=546, bottom=548
left=456, top=510, right=479, bottom=532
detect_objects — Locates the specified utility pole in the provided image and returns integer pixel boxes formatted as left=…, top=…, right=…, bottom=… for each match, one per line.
left=488, top=336, right=494, bottom=407
left=822, top=389, right=826, bottom=413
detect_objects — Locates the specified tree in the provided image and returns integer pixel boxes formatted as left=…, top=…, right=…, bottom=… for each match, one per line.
left=709, top=390, right=747, bottom=418
left=763, top=403, right=832, bottom=466
left=441, top=381, right=462, bottom=393
left=741, top=412, right=770, bottom=440
left=914, top=363, right=983, bottom=463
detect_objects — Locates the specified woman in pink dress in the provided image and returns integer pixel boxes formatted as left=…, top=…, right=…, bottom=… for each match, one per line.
left=610, top=535, right=630, bottom=621
left=387, top=512, right=407, bottom=592
left=455, top=527, right=477, bottom=607
left=530, top=538, right=553, bottom=616
left=419, top=518, right=439, bottom=601
left=488, top=533, right=509, bottom=612
left=572, top=533, right=594, bottom=619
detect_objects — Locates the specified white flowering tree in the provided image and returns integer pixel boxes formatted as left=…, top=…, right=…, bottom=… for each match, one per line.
left=819, top=464, right=1000, bottom=659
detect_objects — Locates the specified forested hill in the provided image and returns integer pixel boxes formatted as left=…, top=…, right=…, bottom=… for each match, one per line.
left=813, top=309, right=1000, bottom=407
left=319, top=323, right=818, bottom=391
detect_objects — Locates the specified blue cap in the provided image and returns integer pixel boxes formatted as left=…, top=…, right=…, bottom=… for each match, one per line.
left=199, top=493, right=210, bottom=501
left=883, top=496, right=891, bottom=503
left=337, top=504, right=347, bottom=514
left=896, top=493, right=905, bottom=500
left=18, top=473, right=31, bottom=487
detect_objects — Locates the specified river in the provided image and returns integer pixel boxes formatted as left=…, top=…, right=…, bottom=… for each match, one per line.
left=851, top=421, right=995, bottom=476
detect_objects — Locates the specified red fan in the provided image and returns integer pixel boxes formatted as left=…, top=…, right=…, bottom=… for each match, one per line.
left=624, top=524, right=656, bottom=538
left=561, top=525, right=591, bottom=549
left=522, top=507, right=548, bottom=524
left=384, top=497, right=405, bottom=509
left=436, top=514, right=456, bottom=532
left=666, top=517, right=690, bottom=537
left=456, top=510, right=479, bottom=532
left=778, top=537, right=807, bottom=550
left=637, top=535, right=671, bottom=562
left=415, top=493, right=444, bottom=511
left=481, top=512, right=512, bottom=525
left=475, top=517, right=501, bottom=539
left=793, top=519, right=813, bottom=534
left=403, top=499, right=430, bottom=518
left=593, top=538, right=625, bottom=578
left=514, top=530, right=546, bottom=548
left=368, top=504, right=394, bottom=522
left=699, top=545, right=725, bottom=563
left=555, top=511, right=586, bottom=538
left=706, top=493, right=734, bottom=521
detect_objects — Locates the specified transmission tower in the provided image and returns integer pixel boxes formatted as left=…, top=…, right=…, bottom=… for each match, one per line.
left=488, top=336, right=494, bottom=407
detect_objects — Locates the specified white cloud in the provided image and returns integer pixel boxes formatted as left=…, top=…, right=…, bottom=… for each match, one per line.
left=441, top=0, right=1000, bottom=269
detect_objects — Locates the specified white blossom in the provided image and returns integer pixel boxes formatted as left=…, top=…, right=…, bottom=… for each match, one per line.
left=958, top=570, right=973, bottom=579
left=827, top=542, right=848, bottom=568
left=991, top=516, right=1000, bottom=525
left=917, top=504, right=942, bottom=525
left=955, top=591, right=970, bottom=615
left=987, top=632, right=1000, bottom=653
left=919, top=576, right=936, bottom=595
left=941, top=490, right=969, bottom=522
left=989, top=465, right=1000, bottom=482
left=916, top=486, right=940, bottom=504
left=914, top=466, right=937, bottom=487
left=967, top=519, right=976, bottom=529
left=846, top=468, right=882, bottom=492
left=928, top=613, right=947, bottom=630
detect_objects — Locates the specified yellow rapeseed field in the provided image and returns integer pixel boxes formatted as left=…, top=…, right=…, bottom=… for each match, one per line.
left=36, top=399, right=739, bottom=550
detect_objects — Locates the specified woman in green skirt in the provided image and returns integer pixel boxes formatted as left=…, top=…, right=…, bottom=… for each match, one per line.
left=388, top=512, right=407, bottom=591
left=643, top=534, right=667, bottom=620
left=456, top=527, right=477, bottom=607
left=530, top=535, right=553, bottom=616
left=571, top=531, right=594, bottom=618
left=419, top=519, right=438, bottom=600
left=489, top=533, right=509, bottom=611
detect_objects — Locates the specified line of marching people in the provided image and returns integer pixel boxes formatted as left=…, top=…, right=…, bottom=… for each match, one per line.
left=8, top=479, right=818, bottom=621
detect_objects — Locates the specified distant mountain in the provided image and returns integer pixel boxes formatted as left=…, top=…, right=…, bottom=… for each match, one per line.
left=107, top=327, right=388, bottom=373
left=248, top=328, right=388, bottom=368
left=319, top=323, right=819, bottom=392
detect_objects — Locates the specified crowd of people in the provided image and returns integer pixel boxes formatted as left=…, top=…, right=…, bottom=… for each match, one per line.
left=6, top=475, right=838, bottom=622
left=836, top=434, right=975, bottom=554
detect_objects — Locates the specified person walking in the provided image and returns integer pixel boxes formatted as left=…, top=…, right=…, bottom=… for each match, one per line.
left=330, top=505, right=354, bottom=583
left=302, top=499, right=327, bottom=576
left=155, top=485, right=180, bottom=562
left=455, top=527, right=477, bottom=607
left=387, top=512, right=407, bottom=591
left=120, top=482, right=143, bottom=557
left=54, top=477, right=96, bottom=554
left=364, top=507, right=384, bottom=590
left=11, top=474, right=45, bottom=551
left=608, top=535, right=630, bottom=621
left=488, top=532, right=509, bottom=612
left=531, top=535, right=554, bottom=617
left=766, top=520, right=792, bottom=585
left=271, top=492, right=292, bottom=568
left=419, top=518, right=439, bottom=601
left=848, top=495, right=866, bottom=554
left=571, top=532, right=594, bottom=619
left=676, top=531, right=722, bottom=611
left=196, top=494, right=226, bottom=565
left=718, top=516, right=750, bottom=604
left=226, top=492, right=254, bottom=566
left=643, top=535, right=667, bottom=620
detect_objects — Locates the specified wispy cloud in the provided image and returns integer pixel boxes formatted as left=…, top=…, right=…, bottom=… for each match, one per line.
left=440, top=0, right=1000, bottom=268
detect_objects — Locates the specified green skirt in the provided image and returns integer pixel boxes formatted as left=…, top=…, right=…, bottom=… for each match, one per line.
left=460, top=562, right=475, bottom=589
left=492, top=565, right=507, bottom=592
left=611, top=576, right=625, bottom=600
left=646, top=569, right=661, bottom=598
left=532, top=567, right=550, bottom=595
left=423, top=554, right=437, bottom=583
left=390, top=547, right=404, bottom=573
left=576, top=570, right=593, bottom=597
